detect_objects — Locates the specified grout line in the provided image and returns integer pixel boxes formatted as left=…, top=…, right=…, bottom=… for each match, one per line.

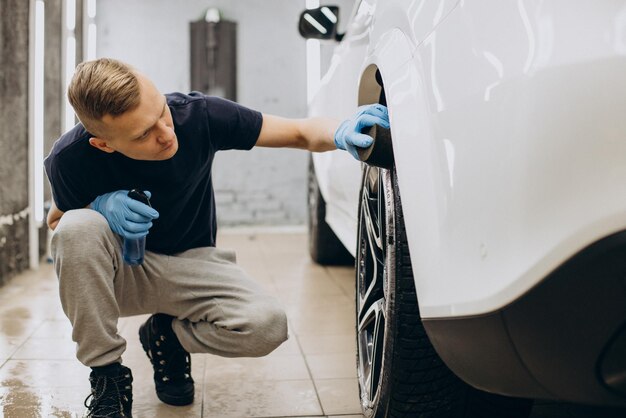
left=324, top=266, right=353, bottom=300
left=324, top=266, right=357, bottom=301
left=1, top=314, right=52, bottom=368
left=293, top=332, right=326, bottom=417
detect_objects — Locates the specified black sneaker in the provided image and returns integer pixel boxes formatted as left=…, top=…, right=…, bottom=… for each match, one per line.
left=138, top=313, right=194, bottom=406
left=84, top=363, right=133, bottom=417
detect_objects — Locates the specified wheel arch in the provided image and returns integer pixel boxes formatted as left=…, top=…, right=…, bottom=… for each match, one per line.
left=357, top=37, right=444, bottom=312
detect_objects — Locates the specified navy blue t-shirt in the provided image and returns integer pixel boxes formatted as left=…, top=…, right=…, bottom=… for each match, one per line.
left=44, top=92, right=263, bottom=255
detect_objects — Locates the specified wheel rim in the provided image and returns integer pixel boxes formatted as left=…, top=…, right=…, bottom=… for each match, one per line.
left=357, top=165, right=390, bottom=408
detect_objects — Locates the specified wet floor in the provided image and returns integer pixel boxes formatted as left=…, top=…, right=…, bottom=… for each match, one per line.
left=0, top=229, right=624, bottom=417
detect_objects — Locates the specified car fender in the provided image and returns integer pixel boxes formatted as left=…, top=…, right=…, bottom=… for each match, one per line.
left=356, top=7, right=458, bottom=315
left=399, top=0, right=626, bottom=319
left=361, top=0, right=626, bottom=320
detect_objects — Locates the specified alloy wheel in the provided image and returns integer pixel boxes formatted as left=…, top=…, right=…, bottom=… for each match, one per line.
left=356, top=165, right=394, bottom=410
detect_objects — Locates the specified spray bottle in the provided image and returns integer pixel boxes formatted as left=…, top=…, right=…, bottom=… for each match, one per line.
left=124, top=189, right=151, bottom=265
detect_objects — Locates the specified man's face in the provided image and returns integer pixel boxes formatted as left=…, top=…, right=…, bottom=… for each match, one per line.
left=89, top=73, right=179, bottom=161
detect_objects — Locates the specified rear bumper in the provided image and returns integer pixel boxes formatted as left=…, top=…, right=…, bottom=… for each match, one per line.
left=423, top=230, right=626, bottom=406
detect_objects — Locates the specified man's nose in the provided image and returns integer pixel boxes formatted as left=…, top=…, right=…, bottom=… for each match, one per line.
left=155, top=121, right=174, bottom=144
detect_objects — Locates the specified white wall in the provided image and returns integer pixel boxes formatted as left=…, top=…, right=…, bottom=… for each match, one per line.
left=97, top=0, right=312, bottom=116
left=97, top=0, right=355, bottom=226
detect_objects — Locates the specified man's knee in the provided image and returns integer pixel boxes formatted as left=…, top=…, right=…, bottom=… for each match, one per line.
left=52, top=209, right=111, bottom=248
left=246, top=302, right=288, bottom=356
left=51, top=209, right=116, bottom=262
left=174, top=300, right=288, bottom=357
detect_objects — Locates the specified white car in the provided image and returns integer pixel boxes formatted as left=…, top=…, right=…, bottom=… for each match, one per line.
left=300, top=1, right=626, bottom=417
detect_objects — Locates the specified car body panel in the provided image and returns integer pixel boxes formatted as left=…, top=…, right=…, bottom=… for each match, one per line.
left=311, top=0, right=460, bottom=257
left=402, top=0, right=626, bottom=317
left=311, top=0, right=626, bottom=318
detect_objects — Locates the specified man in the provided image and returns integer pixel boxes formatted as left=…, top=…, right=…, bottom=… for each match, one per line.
left=44, top=57, right=389, bottom=417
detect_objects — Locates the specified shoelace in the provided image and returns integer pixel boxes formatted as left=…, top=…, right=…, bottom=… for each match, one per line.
left=84, top=374, right=132, bottom=417
left=148, top=333, right=192, bottom=383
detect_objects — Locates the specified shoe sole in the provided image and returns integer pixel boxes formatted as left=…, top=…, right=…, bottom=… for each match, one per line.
left=157, top=391, right=195, bottom=406
left=138, top=320, right=195, bottom=406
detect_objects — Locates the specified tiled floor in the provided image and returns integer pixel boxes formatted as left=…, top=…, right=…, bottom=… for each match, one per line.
left=0, top=229, right=624, bottom=417
left=0, top=229, right=362, bottom=418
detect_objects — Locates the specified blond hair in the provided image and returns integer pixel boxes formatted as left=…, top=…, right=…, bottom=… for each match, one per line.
left=67, top=58, right=140, bottom=135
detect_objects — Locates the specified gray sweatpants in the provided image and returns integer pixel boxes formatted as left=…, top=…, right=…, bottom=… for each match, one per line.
left=50, top=209, right=288, bottom=367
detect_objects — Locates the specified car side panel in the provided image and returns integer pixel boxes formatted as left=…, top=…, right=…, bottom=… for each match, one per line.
left=309, top=0, right=459, bottom=255
left=395, top=0, right=626, bottom=318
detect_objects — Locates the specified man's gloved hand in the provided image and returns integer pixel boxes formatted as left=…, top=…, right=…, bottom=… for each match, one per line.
left=334, top=104, right=389, bottom=160
left=91, top=190, right=159, bottom=240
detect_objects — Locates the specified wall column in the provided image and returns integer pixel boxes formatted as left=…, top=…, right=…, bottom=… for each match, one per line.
left=0, top=0, right=31, bottom=285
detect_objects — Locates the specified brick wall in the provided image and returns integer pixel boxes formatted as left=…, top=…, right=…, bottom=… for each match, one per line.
left=213, top=147, right=307, bottom=227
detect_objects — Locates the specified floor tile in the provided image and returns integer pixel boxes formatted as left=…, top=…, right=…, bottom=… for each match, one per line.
left=0, top=338, right=22, bottom=364
left=0, top=318, right=44, bottom=341
left=305, top=354, right=357, bottom=380
left=255, top=232, right=310, bottom=255
left=326, top=267, right=356, bottom=298
left=297, top=335, right=356, bottom=356
left=0, top=360, right=88, bottom=388
left=202, top=380, right=322, bottom=417
left=278, top=283, right=347, bottom=300
left=118, top=313, right=151, bottom=334
left=315, top=379, right=362, bottom=416
left=132, top=386, right=203, bottom=417
left=270, top=333, right=302, bottom=356
left=11, top=338, right=76, bottom=361
left=283, top=294, right=355, bottom=313
left=29, top=319, right=73, bottom=339
left=0, top=386, right=84, bottom=417
left=0, top=265, right=63, bottom=322
left=289, top=312, right=355, bottom=337
left=288, top=304, right=355, bottom=323
left=205, top=354, right=310, bottom=382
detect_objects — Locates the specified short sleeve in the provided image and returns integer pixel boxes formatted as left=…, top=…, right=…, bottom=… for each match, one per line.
left=44, top=148, right=94, bottom=212
left=203, top=96, right=263, bottom=151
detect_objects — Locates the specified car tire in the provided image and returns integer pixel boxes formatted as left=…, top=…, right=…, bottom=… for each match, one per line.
left=307, top=155, right=354, bottom=265
left=356, top=164, right=533, bottom=418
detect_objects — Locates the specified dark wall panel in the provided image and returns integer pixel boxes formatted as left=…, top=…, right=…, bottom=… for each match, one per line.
left=42, top=0, right=64, bottom=259
left=45, top=0, right=63, bottom=170
left=190, top=20, right=237, bottom=101
left=0, top=0, right=31, bottom=285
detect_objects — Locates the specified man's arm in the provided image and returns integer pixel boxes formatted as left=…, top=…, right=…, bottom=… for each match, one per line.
left=255, top=105, right=389, bottom=159
left=47, top=200, right=65, bottom=231
left=255, top=114, right=340, bottom=152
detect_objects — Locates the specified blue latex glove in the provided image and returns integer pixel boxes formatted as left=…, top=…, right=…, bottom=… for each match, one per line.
left=334, top=104, right=390, bottom=160
left=91, top=190, right=160, bottom=240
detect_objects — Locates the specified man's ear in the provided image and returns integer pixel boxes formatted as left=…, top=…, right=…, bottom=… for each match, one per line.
left=88, top=137, right=116, bottom=153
